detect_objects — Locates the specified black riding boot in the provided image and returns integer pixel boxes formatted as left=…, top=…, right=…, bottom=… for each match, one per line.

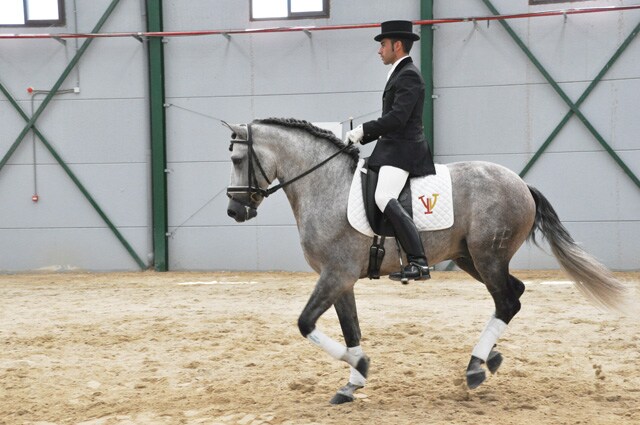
left=383, top=199, right=431, bottom=281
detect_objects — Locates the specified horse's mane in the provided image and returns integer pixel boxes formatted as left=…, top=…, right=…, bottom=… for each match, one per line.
left=253, top=117, right=360, bottom=165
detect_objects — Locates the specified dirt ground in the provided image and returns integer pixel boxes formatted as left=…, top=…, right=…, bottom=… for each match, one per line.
left=1, top=270, right=639, bottom=425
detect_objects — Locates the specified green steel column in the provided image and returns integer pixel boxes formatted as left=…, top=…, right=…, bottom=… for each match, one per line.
left=146, top=0, right=169, bottom=271
left=420, top=0, right=435, bottom=153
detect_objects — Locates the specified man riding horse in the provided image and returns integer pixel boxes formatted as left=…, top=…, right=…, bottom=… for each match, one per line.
left=345, top=20, right=435, bottom=281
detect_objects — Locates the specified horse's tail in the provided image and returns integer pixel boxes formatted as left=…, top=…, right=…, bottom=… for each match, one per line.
left=527, top=185, right=631, bottom=313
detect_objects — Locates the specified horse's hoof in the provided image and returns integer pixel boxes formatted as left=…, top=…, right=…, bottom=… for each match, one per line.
left=330, top=392, right=355, bottom=404
left=487, top=350, right=503, bottom=374
left=466, top=355, right=486, bottom=389
left=466, top=368, right=486, bottom=389
left=356, top=355, right=370, bottom=379
left=330, top=383, right=362, bottom=405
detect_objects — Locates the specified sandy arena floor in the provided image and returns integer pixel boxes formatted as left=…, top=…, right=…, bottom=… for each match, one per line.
left=1, top=270, right=639, bottom=425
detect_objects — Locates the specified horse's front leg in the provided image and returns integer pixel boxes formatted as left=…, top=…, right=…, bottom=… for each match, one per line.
left=330, top=287, right=366, bottom=404
left=297, top=272, right=370, bottom=403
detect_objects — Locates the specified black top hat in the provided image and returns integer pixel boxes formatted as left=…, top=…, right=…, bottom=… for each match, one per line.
left=374, top=20, right=420, bottom=42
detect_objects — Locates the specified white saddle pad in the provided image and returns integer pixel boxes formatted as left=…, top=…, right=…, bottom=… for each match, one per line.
left=347, top=159, right=454, bottom=237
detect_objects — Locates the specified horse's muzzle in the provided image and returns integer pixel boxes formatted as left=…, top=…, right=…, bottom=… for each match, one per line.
left=227, top=198, right=258, bottom=222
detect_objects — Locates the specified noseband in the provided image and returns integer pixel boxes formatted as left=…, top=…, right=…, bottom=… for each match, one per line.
left=227, top=123, right=353, bottom=204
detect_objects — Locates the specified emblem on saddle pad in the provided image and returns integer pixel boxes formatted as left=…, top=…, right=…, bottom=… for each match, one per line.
left=418, top=193, right=439, bottom=215
left=347, top=159, right=454, bottom=237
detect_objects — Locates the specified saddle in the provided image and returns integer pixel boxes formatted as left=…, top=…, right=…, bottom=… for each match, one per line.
left=348, top=159, right=454, bottom=279
left=360, top=158, right=413, bottom=237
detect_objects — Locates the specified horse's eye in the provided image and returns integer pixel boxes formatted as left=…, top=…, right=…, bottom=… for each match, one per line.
left=231, top=157, right=243, bottom=166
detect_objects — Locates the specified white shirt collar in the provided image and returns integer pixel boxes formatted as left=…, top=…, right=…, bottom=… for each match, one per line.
left=386, top=55, right=410, bottom=82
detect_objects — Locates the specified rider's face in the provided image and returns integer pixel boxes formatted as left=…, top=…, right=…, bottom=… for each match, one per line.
left=378, top=38, right=399, bottom=65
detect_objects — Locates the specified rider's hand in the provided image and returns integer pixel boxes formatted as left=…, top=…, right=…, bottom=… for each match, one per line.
left=345, top=124, right=364, bottom=145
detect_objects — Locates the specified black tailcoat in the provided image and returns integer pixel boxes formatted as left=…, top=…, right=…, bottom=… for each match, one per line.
left=361, top=57, right=435, bottom=177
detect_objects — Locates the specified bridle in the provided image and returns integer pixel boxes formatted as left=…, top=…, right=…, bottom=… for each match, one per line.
left=226, top=123, right=353, bottom=204
left=226, top=124, right=273, bottom=202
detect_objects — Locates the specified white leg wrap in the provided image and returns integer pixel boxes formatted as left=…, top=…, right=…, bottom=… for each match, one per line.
left=307, top=329, right=348, bottom=362
left=472, top=316, right=508, bottom=362
left=347, top=346, right=367, bottom=387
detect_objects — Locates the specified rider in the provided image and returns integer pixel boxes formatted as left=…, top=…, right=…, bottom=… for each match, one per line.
left=346, top=20, right=435, bottom=281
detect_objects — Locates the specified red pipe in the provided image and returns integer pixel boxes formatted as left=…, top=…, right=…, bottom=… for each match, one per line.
left=1, top=5, right=639, bottom=40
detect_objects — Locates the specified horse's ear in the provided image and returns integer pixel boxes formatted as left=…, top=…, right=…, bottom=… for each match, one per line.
left=222, top=121, right=248, bottom=140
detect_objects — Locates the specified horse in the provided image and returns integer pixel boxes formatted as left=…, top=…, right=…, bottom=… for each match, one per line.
left=224, top=117, right=629, bottom=404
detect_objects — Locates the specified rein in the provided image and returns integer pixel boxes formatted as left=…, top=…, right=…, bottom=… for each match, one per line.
left=227, top=123, right=353, bottom=200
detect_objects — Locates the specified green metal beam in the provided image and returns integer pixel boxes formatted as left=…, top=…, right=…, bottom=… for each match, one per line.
left=481, top=0, right=640, bottom=190
left=0, top=0, right=147, bottom=270
left=146, top=0, right=169, bottom=271
left=420, top=0, right=435, bottom=154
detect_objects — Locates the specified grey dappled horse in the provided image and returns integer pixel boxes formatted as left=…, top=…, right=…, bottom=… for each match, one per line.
left=225, top=117, right=629, bottom=404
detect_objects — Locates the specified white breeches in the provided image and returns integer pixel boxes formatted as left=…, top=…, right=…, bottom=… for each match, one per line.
left=375, top=165, right=410, bottom=212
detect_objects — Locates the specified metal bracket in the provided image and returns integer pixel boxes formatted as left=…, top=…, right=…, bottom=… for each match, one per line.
left=132, top=32, right=145, bottom=43
left=52, top=36, right=67, bottom=45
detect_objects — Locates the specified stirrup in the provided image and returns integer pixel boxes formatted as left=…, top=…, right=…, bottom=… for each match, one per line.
left=389, top=262, right=431, bottom=282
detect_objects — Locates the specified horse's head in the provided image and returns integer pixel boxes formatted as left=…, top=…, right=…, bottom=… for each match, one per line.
left=225, top=123, right=276, bottom=223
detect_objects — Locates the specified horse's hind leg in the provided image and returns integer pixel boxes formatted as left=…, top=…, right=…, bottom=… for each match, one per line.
left=330, top=288, right=367, bottom=404
left=454, top=256, right=484, bottom=283
left=466, top=264, right=523, bottom=389
left=454, top=257, right=505, bottom=375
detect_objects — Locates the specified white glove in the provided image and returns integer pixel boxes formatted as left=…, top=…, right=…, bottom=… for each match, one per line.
left=345, top=124, right=364, bottom=145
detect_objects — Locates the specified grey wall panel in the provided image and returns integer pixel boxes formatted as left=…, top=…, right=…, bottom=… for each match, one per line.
left=8, top=99, right=150, bottom=164
left=509, top=241, right=559, bottom=271
left=255, top=226, right=311, bottom=271
left=167, top=162, right=229, bottom=228
left=0, top=228, right=149, bottom=272
left=75, top=0, right=145, bottom=33
left=164, top=31, right=387, bottom=99
left=553, top=222, right=640, bottom=271
left=167, top=161, right=296, bottom=229
left=163, top=0, right=419, bottom=31
left=524, top=151, right=640, bottom=222
left=168, top=225, right=310, bottom=272
left=0, top=41, right=70, bottom=96
left=434, top=80, right=640, bottom=157
left=76, top=39, right=147, bottom=99
left=0, top=163, right=149, bottom=228
left=435, top=4, right=640, bottom=87
left=0, top=100, right=33, bottom=165
left=498, top=220, right=639, bottom=272
left=168, top=226, right=259, bottom=271
left=165, top=97, right=255, bottom=162
left=251, top=91, right=383, bottom=126
left=164, top=37, right=255, bottom=98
